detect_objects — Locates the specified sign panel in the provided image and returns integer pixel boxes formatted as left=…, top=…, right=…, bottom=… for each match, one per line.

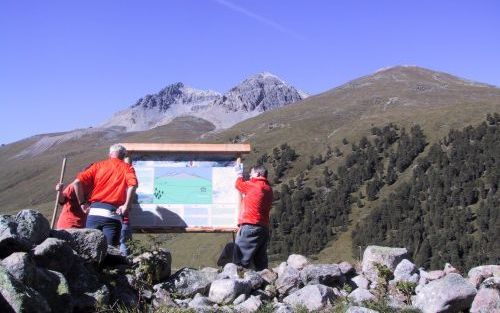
left=123, top=144, right=250, bottom=232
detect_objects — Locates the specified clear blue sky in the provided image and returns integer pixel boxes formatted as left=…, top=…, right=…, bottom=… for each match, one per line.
left=1, top=0, right=499, bottom=144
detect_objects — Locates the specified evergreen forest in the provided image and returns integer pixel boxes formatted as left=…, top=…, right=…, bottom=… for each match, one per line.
left=258, top=114, right=499, bottom=270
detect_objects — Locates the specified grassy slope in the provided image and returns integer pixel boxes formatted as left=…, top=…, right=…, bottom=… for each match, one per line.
left=1, top=66, right=499, bottom=267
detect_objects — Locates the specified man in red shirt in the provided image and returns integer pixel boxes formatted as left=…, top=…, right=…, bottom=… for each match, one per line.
left=74, top=144, right=138, bottom=246
left=232, top=161, right=273, bottom=270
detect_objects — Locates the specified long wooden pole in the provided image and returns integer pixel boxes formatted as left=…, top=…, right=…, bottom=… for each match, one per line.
left=50, top=157, right=67, bottom=229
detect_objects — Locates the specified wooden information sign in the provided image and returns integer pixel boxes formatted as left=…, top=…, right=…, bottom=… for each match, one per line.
left=122, top=143, right=250, bottom=233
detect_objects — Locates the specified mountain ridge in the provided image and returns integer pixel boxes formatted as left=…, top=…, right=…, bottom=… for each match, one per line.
left=101, top=72, right=307, bottom=132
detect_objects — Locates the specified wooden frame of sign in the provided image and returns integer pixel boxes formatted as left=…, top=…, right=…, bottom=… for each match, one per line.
left=122, top=143, right=250, bottom=233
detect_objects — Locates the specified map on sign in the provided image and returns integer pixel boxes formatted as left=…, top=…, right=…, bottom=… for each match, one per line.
left=129, top=155, right=240, bottom=230
left=153, top=167, right=212, bottom=204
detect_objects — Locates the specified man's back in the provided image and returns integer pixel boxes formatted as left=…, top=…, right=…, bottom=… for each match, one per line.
left=78, top=158, right=137, bottom=207
left=236, top=176, right=273, bottom=227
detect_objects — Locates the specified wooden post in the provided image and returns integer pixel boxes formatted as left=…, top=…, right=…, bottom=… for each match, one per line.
left=50, top=157, right=67, bottom=229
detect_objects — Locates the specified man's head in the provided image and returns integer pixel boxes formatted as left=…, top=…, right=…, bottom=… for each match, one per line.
left=250, top=165, right=268, bottom=178
left=109, top=144, right=127, bottom=160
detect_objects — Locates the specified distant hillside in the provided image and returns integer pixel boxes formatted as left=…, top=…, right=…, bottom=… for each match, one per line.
left=1, top=65, right=499, bottom=268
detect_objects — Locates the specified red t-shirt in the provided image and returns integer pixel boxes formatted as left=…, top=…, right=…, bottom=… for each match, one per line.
left=235, top=176, right=273, bottom=227
left=77, top=158, right=138, bottom=207
left=56, top=184, right=88, bottom=229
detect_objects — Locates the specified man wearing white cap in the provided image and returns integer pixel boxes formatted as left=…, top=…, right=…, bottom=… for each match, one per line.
left=73, top=144, right=138, bottom=246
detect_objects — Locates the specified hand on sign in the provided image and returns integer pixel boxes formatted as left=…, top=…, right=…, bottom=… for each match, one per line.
left=234, top=157, right=243, bottom=176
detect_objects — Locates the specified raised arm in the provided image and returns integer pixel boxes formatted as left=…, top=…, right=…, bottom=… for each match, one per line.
left=234, top=157, right=249, bottom=194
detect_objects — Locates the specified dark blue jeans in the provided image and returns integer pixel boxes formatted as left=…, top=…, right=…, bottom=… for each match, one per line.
left=233, top=224, right=269, bottom=271
left=86, top=215, right=122, bottom=247
left=119, top=223, right=132, bottom=255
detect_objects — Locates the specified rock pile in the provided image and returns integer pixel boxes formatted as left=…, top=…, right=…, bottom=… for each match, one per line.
left=1, top=210, right=499, bottom=313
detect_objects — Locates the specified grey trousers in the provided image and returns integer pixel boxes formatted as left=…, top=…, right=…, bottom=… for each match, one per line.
left=233, top=224, right=269, bottom=271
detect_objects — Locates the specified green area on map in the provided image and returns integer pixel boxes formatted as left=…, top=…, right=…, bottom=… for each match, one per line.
left=153, top=169, right=212, bottom=204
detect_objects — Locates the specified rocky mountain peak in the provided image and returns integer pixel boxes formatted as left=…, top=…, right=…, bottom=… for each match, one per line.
left=131, top=82, right=221, bottom=112
left=217, top=72, right=307, bottom=112
left=102, top=72, right=306, bottom=131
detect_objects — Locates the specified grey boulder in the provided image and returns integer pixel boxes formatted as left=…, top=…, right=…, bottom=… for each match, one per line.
left=283, top=284, right=336, bottom=311
left=362, top=245, right=408, bottom=282
left=470, top=277, right=500, bottom=313
left=65, top=259, right=110, bottom=311
left=109, top=274, right=139, bottom=307
left=468, top=265, right=500, bottom=288
left=244, top=270, right=264, bottom=290
left=300, top=264, right=345, bottom=287
left=218, top=262, right=240, bottom=279
left=339, top=261, right=356, bottom=277
left=273, top=303, right=294, bottom=313
left=351, top=275, right=370, bottom=290
left=0, top=215, right=29, bottom=258
left=258, top=268, right=277, bottom=285
left=234, top=295, right=262, bottom=313
left=470, top=288, right=499, bottom=313
left=275, top=266, right=302, bottom=296
left=286, top=254, right=309, bottom=270
left=0, top=264, right=50, bottom=313
left=34, top=268, right=73, bottom=313
left=208, top=279, right=251, bottom=304
left=33, top=238, right=76, bottom=274
left=153, top=288, right=178, bottom=309
left=14, top=210, right=50, bottom=246
left=393, top=259, right=417, bottom=281
left=348, top=288, right=376, bottom=304
left=51, top=228, right=107, bottom=263
left=188, top=293, right=213, bottom=310
left=413, top=273, right=477, bottom=313
left=1, top=252, right=37, bottom=285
